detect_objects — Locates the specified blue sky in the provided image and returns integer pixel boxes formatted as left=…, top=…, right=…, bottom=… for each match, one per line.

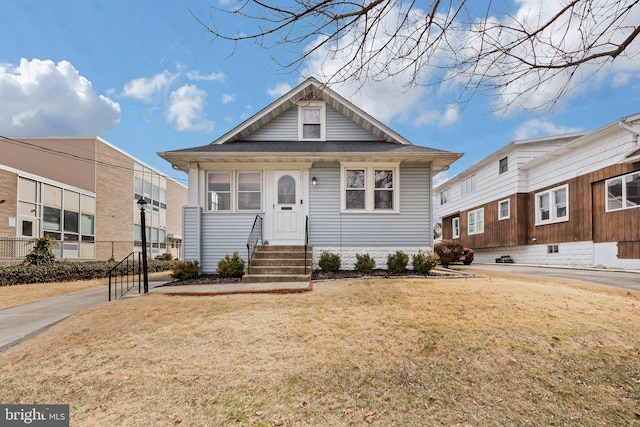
left=1, top=1, right=639, bottom=187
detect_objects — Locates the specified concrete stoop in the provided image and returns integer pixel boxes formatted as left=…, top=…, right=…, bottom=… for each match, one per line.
left=243, top=245, right=312, bottom=284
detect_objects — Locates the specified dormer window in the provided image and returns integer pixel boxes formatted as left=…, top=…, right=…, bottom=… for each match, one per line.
left=298, top=101, right=325, bottom=141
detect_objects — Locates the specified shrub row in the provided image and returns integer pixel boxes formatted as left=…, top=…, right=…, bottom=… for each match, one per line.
left=0, top=259, right=174, bottom=287
left=318, top=250, right=439, bottom=275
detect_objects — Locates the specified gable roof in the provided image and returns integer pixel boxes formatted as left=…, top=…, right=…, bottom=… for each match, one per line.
left=434, top=133, right=585, bottom=191
left=159, top=78, right=462, bottom=174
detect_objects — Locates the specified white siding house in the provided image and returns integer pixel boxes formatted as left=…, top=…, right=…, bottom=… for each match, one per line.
left=435, top=113, right=640, bottom=270
left=160, top=78, right=462, bottom=275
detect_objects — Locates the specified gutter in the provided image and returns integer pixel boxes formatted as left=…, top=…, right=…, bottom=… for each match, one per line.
left=619, top=121, right=639, bottom=146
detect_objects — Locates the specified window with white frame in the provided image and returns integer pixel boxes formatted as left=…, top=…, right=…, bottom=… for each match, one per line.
left=206, top=171, right=262, bottom=212
left=440, top=188, right=450, bottom=205
left=341, top=164, right=398, bottom=212
left=208, top=172, right=231, bottom=211
left=298, top=102, right=325, bottom=140
left=468, top=208, right=484, bottom=235
left=452, top=217, right=460, bottom=238
left=535, top=185, right=568, bottom=225
left=499, top=157, right=508, bottom=174
left=606, top=171, right=640, bottom=211
left=498, top=199, right=510, bottom=220
left=461, top=175, right=476, bottom=196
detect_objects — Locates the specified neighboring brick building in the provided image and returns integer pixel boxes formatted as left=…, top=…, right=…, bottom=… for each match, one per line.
left=0, top=136, right=187, bottom=263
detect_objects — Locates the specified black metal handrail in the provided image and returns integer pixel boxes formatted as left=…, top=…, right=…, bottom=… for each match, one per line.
left=304, top=215, right=309, bottom=275
left=246, top=215, right=263, bottom=272
left=108, top=252, right=141, bottom=301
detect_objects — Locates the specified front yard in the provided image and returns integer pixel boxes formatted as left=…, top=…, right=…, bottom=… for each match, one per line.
left=1, top=270, right=638, bottom=426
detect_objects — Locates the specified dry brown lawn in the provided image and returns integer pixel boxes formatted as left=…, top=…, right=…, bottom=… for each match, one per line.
left=1, top=270, right=639, bottom=426
left=0, top=272, right=169, bottom=310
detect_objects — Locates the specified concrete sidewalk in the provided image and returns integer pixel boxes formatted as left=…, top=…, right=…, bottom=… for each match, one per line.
left=151, top=280, right=313, bottom=296
left=0, top=274, right=312, bottom=353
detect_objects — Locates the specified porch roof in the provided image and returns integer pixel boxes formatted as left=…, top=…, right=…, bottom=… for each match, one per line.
left=159, top=140, right=462, bottom=175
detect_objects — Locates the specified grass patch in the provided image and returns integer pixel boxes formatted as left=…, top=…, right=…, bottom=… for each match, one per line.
left=0, top=272, right=639, bottom=425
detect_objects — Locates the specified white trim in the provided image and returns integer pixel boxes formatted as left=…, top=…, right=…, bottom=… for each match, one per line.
left=297, top=101, right=326, bottom=141
left=452, top=217, right=460, bottom=238
left=535, top=184, right=569, bottom=225
left=468, top=208, right=484, bottom=235
left=605, top=171, right=640, bottom=212
left=498, top=199, right=510, bottom=220
left=340, top=162, right=400, bottom=213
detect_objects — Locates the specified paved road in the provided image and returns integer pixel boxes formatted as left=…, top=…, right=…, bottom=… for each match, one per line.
left=462, top=264, right=640, bottom=292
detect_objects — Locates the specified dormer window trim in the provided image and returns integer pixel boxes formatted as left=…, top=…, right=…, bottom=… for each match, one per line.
left=298, top=101, right=326, bottom=141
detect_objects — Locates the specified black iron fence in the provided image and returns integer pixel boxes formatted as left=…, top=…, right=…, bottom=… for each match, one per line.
left=0, top=237, right=182, bottom=267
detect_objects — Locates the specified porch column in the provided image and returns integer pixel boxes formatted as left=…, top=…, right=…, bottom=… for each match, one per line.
left=187, top=162, right=200, bottom=207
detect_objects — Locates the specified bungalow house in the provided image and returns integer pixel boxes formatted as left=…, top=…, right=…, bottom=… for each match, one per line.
left=159, top=78, right=462, bottom=280
left=435, top=113, right=640, bottom=270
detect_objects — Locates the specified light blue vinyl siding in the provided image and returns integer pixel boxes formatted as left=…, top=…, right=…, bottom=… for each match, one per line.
left=182, top=206, right=201, bottom=262
left=199, top=213, right=258, bottom=273
left=308, top=162, right=432, bottom=247
left=246, top=105, right=382, bottom=141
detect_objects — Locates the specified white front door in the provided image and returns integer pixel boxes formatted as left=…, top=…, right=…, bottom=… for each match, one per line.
left=272, top=170, right=303, bottom=242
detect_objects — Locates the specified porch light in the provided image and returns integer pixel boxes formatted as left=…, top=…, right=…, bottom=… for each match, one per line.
left=312, top=176, right=317, bottom=186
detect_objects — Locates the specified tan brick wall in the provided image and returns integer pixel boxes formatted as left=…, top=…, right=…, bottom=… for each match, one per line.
left=0, top=137, right=96, bottom=193
left=166, top=176, right=188, bottom=238
left=0, top=169, right=18, bottom=237
left=95, top=140, right=136, bottom=261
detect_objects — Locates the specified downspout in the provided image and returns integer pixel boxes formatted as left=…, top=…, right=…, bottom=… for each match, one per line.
left=619, top=121, right=639, bottom=146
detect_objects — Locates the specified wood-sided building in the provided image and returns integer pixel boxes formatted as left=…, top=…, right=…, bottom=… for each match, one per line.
left=435, top=114, right=640, bottom=269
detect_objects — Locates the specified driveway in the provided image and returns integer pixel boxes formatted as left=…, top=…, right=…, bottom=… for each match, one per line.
left=461, top=264, right=640, bottom=292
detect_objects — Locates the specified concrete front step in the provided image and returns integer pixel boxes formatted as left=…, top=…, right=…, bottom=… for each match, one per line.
left=249, top=265, right=310, bottom=275
left=245, top=245, right=313, bottom=284
left=243, top=274, right=311, bottom=284
left=251, top=258, right=312, bottom=267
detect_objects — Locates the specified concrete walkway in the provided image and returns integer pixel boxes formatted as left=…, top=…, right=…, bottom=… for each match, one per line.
left=0, top=274, right=312, bottom=353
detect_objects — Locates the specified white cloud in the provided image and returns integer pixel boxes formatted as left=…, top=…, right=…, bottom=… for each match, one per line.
left=165, top=84, right=214, bottom=132
left=0, top=58, right=120, bottom=136
left=300, top=1, right=640, bottom=117
left=122, top=70, right=178, bottom=103
left=267, top=82, right=292, bottom=98
left=414, top=104, right=460, bottom=127
left=221, top=93, right=235, bottom=104
left=514, top=118, right=583, bottom=140
left=187, top=70, right=226, bottom=81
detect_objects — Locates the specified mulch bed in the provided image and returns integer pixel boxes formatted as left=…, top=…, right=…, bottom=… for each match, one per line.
left=165, top=269, right=447, bottom=286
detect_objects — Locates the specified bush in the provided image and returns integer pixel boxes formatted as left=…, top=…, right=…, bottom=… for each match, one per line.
left=0, top=259, right=174, bottom=286
left=318, top=251, right=341, bottom=273
left=387, top=250, right=409, bottom=274
left=24, top=237, right=56, bottom=266
left=216, top=252, right=245, bottom=278
left=412, top=250, right=438, bottom=274
left=171, top=260, right=201, bottom=280
left=354, top=253, right=376, bottom=274
left=434, top=241, right=464, bottom=268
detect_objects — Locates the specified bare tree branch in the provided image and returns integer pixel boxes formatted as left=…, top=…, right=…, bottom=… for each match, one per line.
left=193, top=0, right=640, bottom=110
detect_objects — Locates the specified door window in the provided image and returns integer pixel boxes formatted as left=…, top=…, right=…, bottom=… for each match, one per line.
left=278, top=175, right=296, bottom=204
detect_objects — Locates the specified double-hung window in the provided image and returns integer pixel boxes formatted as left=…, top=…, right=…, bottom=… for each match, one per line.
left=342, top=164, right=399, bottom=212
left=440, top=188, right=449, bottom=205
left=468, top=208, right=484, bottom=235
left=452, top=217, right=460, bottom=238
left=208, top=172, right=231, bottom=211
left=498, top=199, right=510, bottom=220
left=535, top=185, right=568, bottom=225
left=499, top=157, right=508, bottom=174
left=606, top=171, right=640, bottom=211
left=298, top=101, right=325, bottom=140
left=461, top=175, right=476, bottom=196
left=206, top=171, right=262, bottom=212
